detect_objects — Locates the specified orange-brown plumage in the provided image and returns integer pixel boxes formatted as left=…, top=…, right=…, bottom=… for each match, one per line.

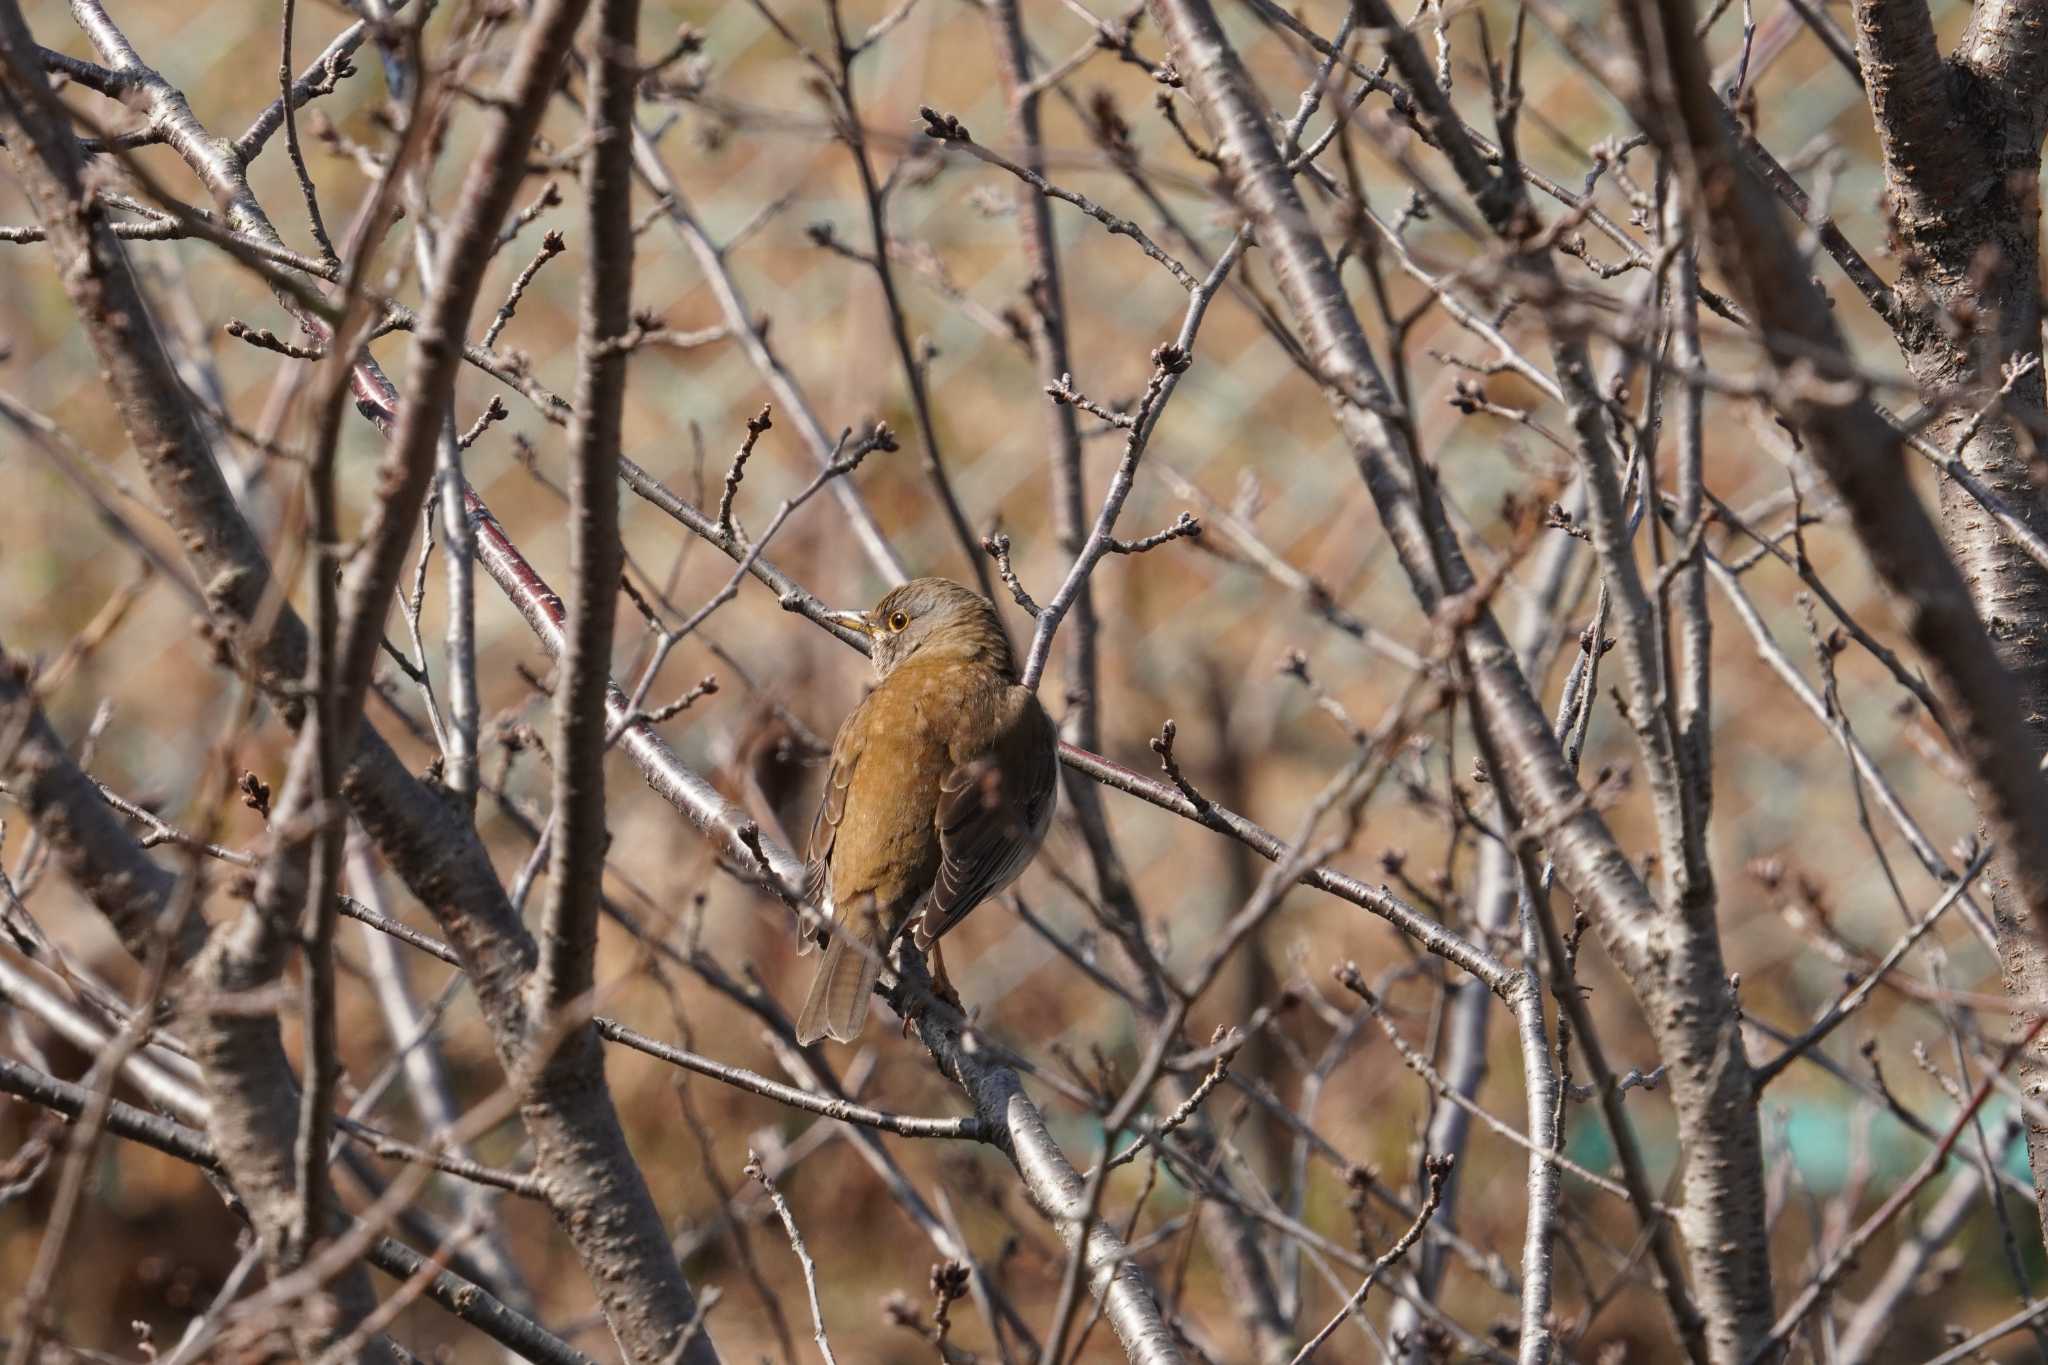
left=795, top=579, right=1057, bottom=1045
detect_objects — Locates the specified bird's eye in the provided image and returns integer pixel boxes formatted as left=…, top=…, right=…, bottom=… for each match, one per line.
left=888, top=611, right=909, bottom=632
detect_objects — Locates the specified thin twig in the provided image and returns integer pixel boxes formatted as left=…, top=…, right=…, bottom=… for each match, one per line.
left=747, top=1150, right=840, bottom=1365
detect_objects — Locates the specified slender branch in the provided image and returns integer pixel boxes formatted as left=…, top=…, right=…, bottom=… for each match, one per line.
left=466, top=484, right=1186, bottom=1364
left=1634, top=0, right=2048, bottom=979
left=536, top=0, right=639, bottom=1022
left=1016, top=218, right=1245, bottom=691
left=1752, top=848, right=1993, bottom=1088
left=0, top=5, right=725, bottom=1356
left=1151, top=3, right=1776, bottom=1359
left=0, top=1055, right=592, bottom=1365
left=918, top=105, right=1199, bottom=291
left=610, top=460, right=1512, bottom=985
left=482, top=228, right=566, bottom=348
left=1916, top=1296, right=2048, bottom=1365
left=236, top=11, right=375, bottom=161
left=1289, top=1155, right=1450, bottom=1363
left=819, top=10, right=997, bottom=605
left=746, top=1150, right=839, bottom=1365
left=624, top=118, right=907, bottom=587
left=1753, top=1016, right=2048, bottom=1360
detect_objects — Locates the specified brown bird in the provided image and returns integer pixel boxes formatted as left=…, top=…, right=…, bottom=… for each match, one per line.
left=795, top=578, right=1059, bottom=1045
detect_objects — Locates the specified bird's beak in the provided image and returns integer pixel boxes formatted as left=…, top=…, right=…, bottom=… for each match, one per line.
left=823, top=609, right=875, bottom=637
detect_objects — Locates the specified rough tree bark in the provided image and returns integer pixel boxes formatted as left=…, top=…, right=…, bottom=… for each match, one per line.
left=1149, top=1, right=1775, bottom=1358
left=1631, top=0, right=2048, bottom=1339
left=1846, top=0, right=2048, bottom=1248
left=0, top=4, right=722, bottom=1358
left=984, top=5, right=1297, bottom=1359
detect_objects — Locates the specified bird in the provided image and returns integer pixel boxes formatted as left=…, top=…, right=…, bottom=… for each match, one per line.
left=794, top=577, right=1059, bottom=1045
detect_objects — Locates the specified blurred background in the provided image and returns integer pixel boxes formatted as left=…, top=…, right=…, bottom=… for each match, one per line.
left=0, top=0, right=2029, bottom=1359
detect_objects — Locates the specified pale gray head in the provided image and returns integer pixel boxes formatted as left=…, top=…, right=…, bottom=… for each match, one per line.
left=826, top=577, right=1015, bottom=681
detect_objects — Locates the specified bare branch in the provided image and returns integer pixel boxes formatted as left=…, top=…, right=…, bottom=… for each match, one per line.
left=918, top=105, right=1199, bottom=291
left=482, top=228, right=566, bottom=349
left=536, top=0, right=639, bottom=1023
left=1633, top=0, right=2048, bottom=991
left=0, top=1055, right=593, bottom=1365
left=746, top=1150, right=839, bottom=1365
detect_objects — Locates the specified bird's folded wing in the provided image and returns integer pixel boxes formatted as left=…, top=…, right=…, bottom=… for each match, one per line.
left=800, top=690, right=870, bottom=954
left=914, top=697, right=1058, bottom=949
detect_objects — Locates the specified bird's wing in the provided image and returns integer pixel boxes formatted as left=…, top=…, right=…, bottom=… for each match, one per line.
left=912, top=689, right=1059, bottom=950
left=800, top=690, right=871, bottom=953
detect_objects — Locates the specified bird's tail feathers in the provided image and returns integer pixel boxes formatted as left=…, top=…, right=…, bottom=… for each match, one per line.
left=794, top=894, right=830, bottom=957
left=794, top=914, right=884, bottom=1045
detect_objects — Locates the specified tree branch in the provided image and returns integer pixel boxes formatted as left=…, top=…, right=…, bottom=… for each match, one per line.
left=0, top=5, right=724, bottom=1356
left=1851, top=0, right=1975, bottom=220
left=1630, top=0, right=2048, bottom=986
left=0, top=1055, right=594, bottom=1365
left=464, top=485, right=1186, bottom=1364
left=536, top=0, right=638, bottom=1023
left=1149, top=2, right=1776, bottom=1358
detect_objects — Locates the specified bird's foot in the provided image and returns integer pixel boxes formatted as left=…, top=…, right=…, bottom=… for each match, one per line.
left=900, top=944, right=962, bottom=1037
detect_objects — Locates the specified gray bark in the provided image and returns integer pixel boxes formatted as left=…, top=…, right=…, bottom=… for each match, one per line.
left=1149, top=2, right=1776, bottom=1357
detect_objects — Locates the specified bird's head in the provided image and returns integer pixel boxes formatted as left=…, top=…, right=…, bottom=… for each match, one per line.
left=825, top=577, right=1015, bottom=681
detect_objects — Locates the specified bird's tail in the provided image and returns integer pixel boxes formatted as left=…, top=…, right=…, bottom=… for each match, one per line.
left=794, top=917, right=884, bottom=1045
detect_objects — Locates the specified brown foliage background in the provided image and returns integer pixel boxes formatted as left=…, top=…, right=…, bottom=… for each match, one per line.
left=0, top=0, right=2031, bottom=1360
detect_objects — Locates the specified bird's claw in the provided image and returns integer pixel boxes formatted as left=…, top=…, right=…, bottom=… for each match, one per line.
left=899, top=951, right=962, bottom=1038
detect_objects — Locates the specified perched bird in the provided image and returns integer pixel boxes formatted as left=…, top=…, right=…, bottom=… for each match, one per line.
left=795, top=578, right=1059, bottom=1045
